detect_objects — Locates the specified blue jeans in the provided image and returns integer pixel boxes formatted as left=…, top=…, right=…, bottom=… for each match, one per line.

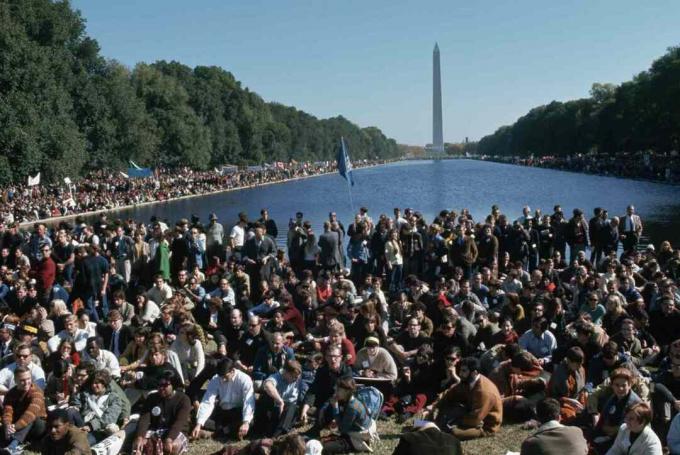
left=388, top=264, right=403, bottom=292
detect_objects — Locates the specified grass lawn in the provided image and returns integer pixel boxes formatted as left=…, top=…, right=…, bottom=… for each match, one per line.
left=182, top=420, right=531, bottom=455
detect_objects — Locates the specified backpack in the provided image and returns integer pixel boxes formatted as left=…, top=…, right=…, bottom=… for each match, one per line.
left=355, top=385, right=383, bottom=420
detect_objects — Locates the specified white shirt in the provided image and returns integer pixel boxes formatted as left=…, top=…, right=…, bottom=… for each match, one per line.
left=0, top=362, right=46, bottom=391
left=230, top=225, right=245, bottom=248
left=83, top=349, right=121, bottom=378
left=48, top=329, right=89, bottom=353
left=196, top=370, right=255, bottom=426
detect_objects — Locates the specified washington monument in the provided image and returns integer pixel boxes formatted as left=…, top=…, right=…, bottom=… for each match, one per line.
left=432, top=43, right=444, bottom=153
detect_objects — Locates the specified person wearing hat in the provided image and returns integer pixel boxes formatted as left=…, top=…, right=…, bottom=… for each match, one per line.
left=205, top=213, right=225, bottom=262
left=354, top=337, right=398, bottom=382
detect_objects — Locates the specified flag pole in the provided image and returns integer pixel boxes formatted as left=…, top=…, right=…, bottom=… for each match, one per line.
left=340, top=136, right=355, bottom=214
left=346, top=175, right=355, bottom=214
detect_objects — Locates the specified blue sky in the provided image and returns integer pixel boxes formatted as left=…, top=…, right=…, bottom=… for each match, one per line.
left=71, top=0, right=680, bottom=145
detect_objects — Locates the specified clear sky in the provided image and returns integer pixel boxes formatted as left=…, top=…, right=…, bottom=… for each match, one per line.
left=71, top=0, right=680, bottom=145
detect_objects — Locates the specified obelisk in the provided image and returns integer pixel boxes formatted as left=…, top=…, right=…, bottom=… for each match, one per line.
left=432, top=43, right=444, bottom=153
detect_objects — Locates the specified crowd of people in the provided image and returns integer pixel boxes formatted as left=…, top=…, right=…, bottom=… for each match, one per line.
left=0, top=160, right=383, bottom=225
left=479, top=151, right=680, bottom=183
left=0, top=200, right=679, bottom=455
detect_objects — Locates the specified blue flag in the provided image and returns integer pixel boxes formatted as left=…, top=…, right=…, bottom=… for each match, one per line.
left=337, top=137, right=355, bottom=186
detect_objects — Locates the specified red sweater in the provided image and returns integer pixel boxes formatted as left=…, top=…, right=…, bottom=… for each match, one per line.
left=32, top=257, right=56, bottom=293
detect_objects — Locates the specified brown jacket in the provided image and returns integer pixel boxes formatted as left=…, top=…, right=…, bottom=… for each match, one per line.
left=438, top=374, right=502, bottom=433
left=448, top=235, right=478, bottom=267
left=520, top=421, right=588, bottom=455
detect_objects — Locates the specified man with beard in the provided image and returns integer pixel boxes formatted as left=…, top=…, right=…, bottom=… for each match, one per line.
left=426, top=357, right=502, bottom=441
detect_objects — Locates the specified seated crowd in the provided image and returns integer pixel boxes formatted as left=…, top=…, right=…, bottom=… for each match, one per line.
left=0, top=202, right=678, bottom=455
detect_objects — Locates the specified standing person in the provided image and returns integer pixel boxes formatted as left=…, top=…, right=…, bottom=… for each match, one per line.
left=243, top=223, right=276, bottom=292
left=566, top=209, right=589, bottom=264
left=28, top=223, right=52, bottom=264
left=258, top=209, right=278, bottom=244
left=619, top=205, right=643, bottom=253
left=1, top=367, right=47, bottom=454
left=385, top=229, right=404, bottom=293
left=476, top=224, right=499, bottom=274
left=448, top=224, right=478, bottom=280
left=31, top=245, right=56, bottom=306
left=318, top=221, right=342, bottom=274
left=170, top=220, right=191, bottom=281
left=205, top=213, right=224, bottom=262
left=40, top=410, right=90, bottom=455
left=400, top=219, right=423, bottom=278
left=192, top=358, right=255, bottom=440
left=72, top=246, right=108, bottom=323
left=537, top=215, right=555, bottom=261
left=131, top=230, right=150, bottom=287
left=550, top=208, right=568, bottom=260
left=602, top=217, right=621, bottom=259
left=589, top=208, right=606, bottom=266
left=519, top=398, right=588, bottom=455
left=133, top=370, right=192, bottom=455
left=109, top=225, right=134, bottom=285
left=51, top=230, right=75, bottom=286
left=347, top=220, right=370, bottom=285
left=287, top=214, right=308, bottom=276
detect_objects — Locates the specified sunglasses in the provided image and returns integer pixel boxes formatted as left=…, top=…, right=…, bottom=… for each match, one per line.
left=158, top=382, right=171, bottom=388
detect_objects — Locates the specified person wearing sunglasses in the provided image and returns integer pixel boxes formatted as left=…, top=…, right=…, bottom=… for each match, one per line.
left=133, top=370, right=191, bottom=455
left=0, top=343, right=46, bottom=396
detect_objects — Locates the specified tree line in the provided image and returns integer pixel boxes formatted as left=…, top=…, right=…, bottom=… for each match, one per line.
left=477, top=46, right=680, bottom=158
left=0, top=0, right=400, bottom=185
